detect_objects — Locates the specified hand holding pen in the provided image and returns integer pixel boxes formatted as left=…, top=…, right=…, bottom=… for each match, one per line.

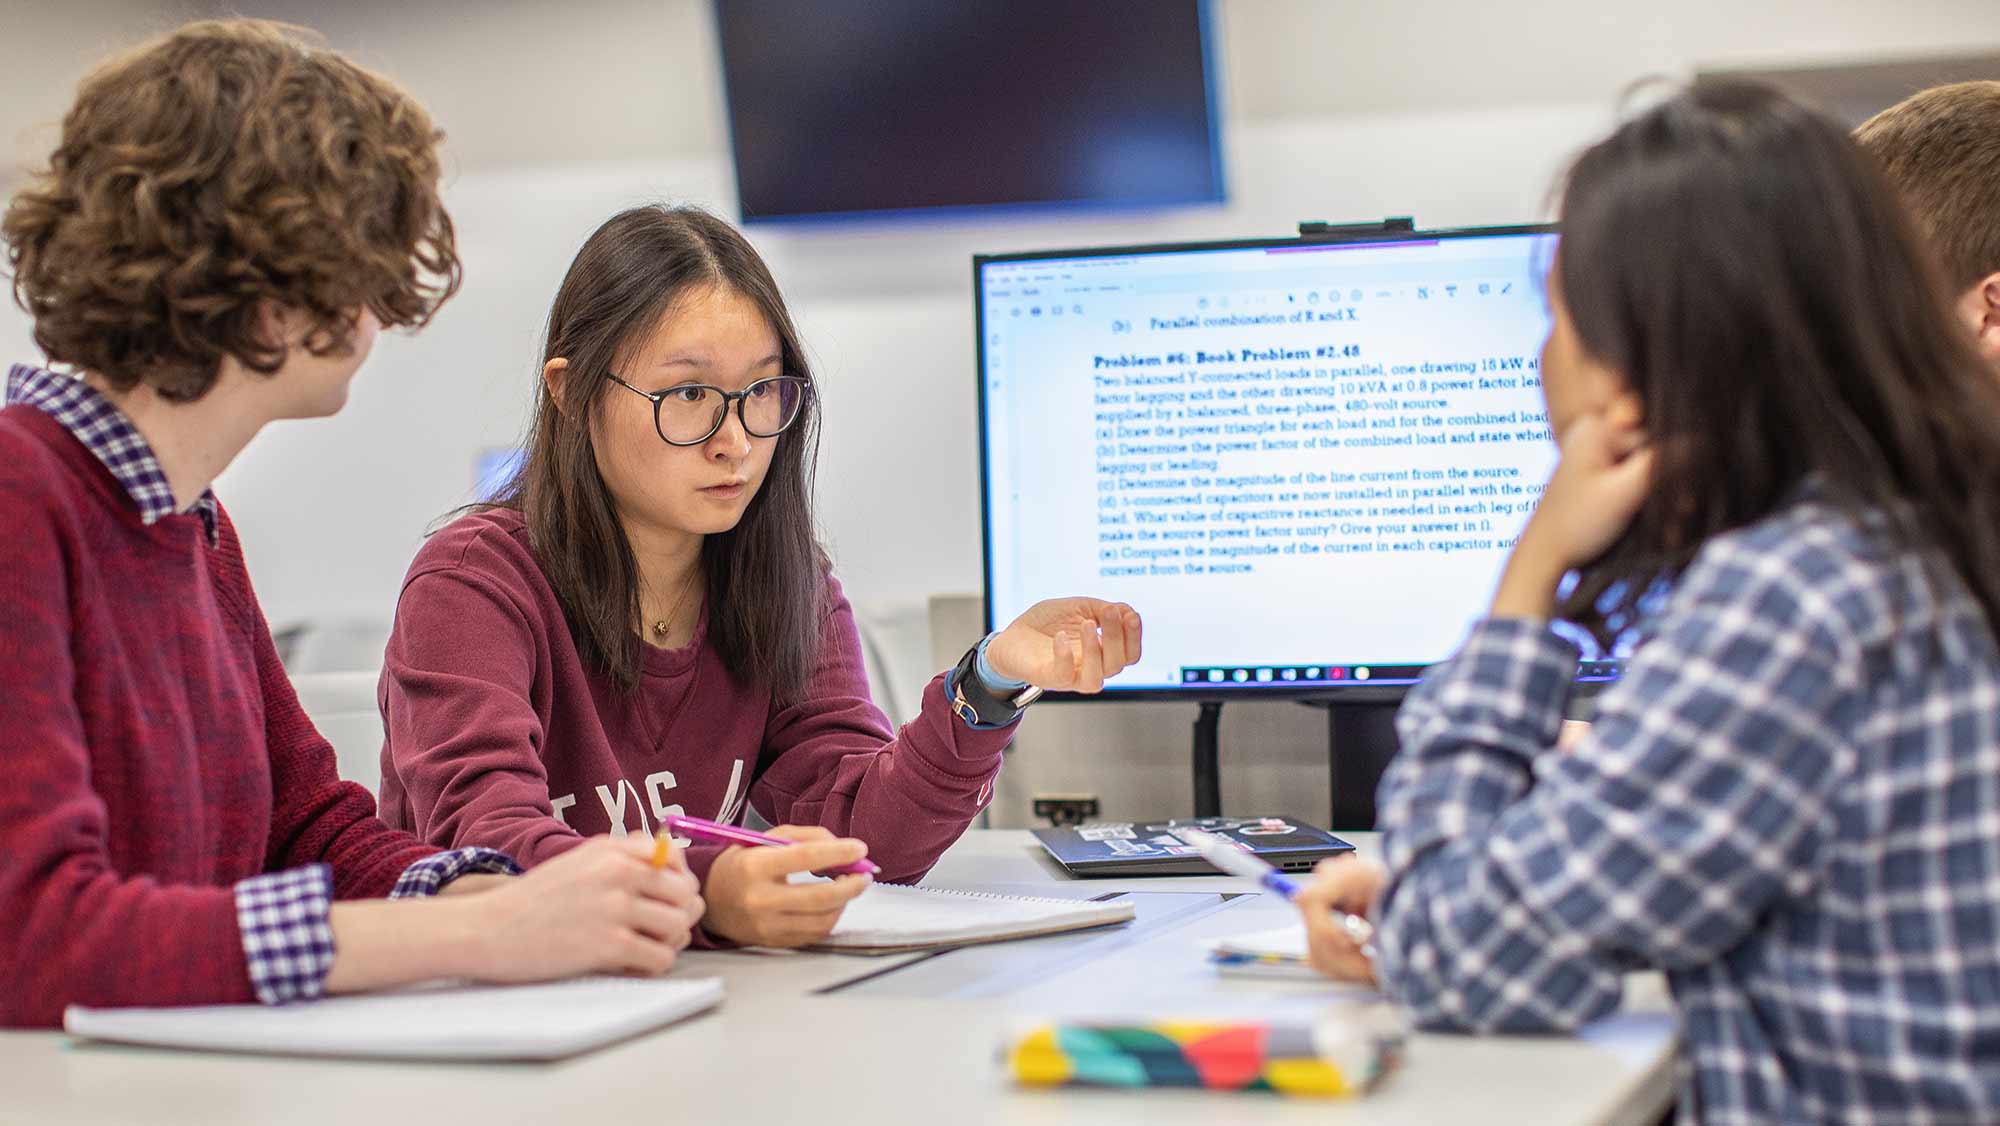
left=1290, top=856, right=1385, bottom=987
left=1177, top=828, right=1381, bottom=987
left=665, top=814, right=877, bottom=949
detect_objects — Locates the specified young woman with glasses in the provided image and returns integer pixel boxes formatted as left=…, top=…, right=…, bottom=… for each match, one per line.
left=377, top=205, right=1142, bottom=947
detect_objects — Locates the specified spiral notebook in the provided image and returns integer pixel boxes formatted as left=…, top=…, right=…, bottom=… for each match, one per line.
left=809, top=883, right=1136, bottom=955
left=64, top=975, right=724, bottom=1061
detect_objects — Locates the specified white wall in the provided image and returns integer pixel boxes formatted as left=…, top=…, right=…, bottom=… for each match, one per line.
left=0, top=1, right=161, bottom=367
left=0, top=1, right=157, bottom=185
left=9, top=0, right=1997, bottom=628
left=5, top=1, right=2000, bottom=821
left=216, top=97, right=1616, bottom=633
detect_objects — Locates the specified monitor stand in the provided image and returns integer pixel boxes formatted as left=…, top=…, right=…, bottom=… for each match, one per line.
left=1185, top=698, right=1400, bottom=830
left=1314, top=701, right=1400, bottom=831
left=1190, top=701, right=1224, bottom=817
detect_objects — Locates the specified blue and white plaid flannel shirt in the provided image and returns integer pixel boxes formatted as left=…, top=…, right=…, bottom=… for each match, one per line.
left=1377, top=493, right=2000, bottom=1124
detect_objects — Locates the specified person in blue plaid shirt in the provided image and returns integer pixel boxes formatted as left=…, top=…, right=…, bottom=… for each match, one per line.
left=1298, top=82, right=2000, bottom=1123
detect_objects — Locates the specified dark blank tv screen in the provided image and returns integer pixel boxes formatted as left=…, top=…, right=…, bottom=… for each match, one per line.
left=713, top=0, right=1223, bottom=222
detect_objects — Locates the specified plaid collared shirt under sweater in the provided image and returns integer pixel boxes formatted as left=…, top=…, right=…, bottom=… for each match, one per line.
left=5, top=364, right=521, bottom=1005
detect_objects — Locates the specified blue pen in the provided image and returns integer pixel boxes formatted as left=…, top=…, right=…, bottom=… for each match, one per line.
left=1178, top=827, right=1375, bottom=955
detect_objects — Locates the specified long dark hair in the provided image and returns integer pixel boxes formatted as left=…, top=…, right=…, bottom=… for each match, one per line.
left=489, top=205, right=826, bottom=699
left=1555, top=81, right=2000, bottom=644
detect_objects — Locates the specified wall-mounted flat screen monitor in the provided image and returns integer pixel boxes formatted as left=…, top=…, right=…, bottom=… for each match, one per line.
left=714, top=0, right=1224, bottom=222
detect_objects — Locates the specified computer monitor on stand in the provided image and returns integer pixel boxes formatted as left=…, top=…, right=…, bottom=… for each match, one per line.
left=973, top=222, right=1617, bottom=828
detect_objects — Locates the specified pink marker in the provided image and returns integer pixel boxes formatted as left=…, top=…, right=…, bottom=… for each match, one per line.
left=662, top=813, right=880, bottom=877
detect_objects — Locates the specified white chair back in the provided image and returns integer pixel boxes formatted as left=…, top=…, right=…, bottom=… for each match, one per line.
left=291, top=670, right=387, bottom=797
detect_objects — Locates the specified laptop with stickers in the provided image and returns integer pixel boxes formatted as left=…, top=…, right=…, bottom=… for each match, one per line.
left=1031, top=816, right=1354, bottom=877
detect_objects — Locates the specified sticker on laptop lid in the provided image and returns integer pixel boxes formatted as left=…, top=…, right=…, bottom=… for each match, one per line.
left=1104, top=839, right=1158, bottom=855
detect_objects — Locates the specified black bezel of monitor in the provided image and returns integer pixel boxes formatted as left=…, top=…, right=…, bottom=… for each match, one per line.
left=715, top=0, right=1226, bottom=225
left=972, top=222, right=1609, bottom=702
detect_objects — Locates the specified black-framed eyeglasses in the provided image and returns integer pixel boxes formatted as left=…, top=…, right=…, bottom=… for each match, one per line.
left=605, top=372, right=810, bottom=446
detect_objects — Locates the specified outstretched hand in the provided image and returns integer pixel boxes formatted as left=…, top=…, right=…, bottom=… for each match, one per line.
left=985, top=599, right=1143, bottom=693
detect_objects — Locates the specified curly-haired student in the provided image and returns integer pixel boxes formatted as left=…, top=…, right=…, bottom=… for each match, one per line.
left=0, top=19, right=703, bottom=1028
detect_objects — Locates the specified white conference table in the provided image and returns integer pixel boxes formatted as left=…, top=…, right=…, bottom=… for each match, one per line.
left=0, top=831, right=1679, bottom=1126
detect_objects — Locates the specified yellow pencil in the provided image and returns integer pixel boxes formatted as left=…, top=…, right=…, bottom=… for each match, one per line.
left=650, top=828, right=672, bottom=869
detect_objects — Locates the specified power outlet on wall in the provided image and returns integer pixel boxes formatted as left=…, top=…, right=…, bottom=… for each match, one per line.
left=1032, top=793, right=1101, bottom=827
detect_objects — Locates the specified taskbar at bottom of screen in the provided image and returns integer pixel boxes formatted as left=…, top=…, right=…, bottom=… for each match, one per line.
left=1178, top=664, right=1427, bottom=688
left=1174, top=659, right=1623, bottom=688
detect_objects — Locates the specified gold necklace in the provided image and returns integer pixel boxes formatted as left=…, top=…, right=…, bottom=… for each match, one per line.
left=649, top=574, right=699, bottom=641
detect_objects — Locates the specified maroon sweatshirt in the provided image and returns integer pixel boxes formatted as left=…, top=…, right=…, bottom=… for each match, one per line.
left=376, top=508, right=1011, bottom=885
left=0, top=406, right=440, bottom=1027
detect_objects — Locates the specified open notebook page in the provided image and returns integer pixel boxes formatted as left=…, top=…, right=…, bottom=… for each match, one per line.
left=812, top=883, right=1135, bottom=954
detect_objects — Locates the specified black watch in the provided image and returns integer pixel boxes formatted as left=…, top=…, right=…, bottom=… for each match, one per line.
left=949, top=638, right=1042, bottom=729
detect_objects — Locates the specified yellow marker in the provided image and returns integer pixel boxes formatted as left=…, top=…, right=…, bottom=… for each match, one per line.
left=650, top=828, right=672, bottom=869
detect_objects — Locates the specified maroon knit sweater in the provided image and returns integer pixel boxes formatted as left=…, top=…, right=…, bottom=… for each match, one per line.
left=0, top=404, right=438, bottom=1027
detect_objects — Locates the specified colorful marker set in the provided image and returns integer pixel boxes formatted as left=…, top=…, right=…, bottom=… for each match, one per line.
left=1004, top=1015, right=1403, bottom=1098
left=1003, top=825, right=1398, bottom=1098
